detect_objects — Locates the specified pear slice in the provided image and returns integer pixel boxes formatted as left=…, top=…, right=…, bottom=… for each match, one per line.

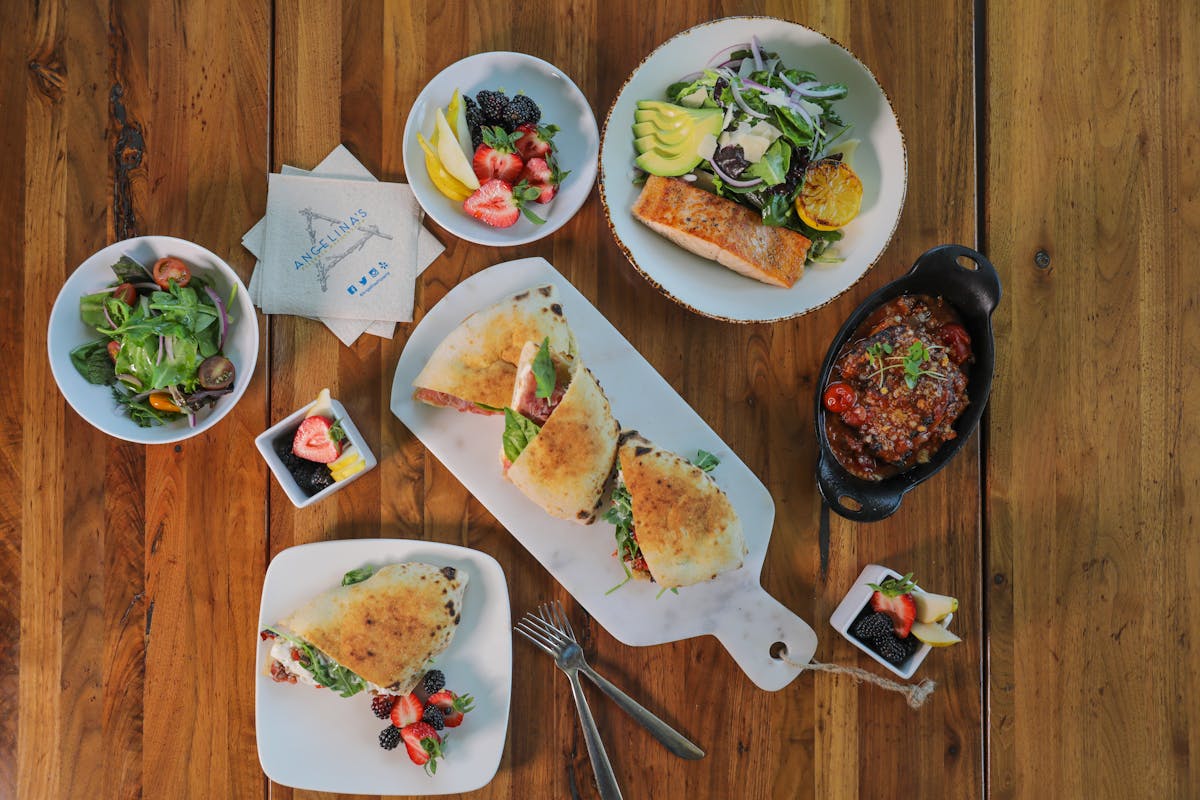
left=435, top=108, right=479, bottom=190
left=910, top=621, right=961, bottom=647
left=913, top=592, right=959, bottom=623
left=305, top=387, right=335, bottom=420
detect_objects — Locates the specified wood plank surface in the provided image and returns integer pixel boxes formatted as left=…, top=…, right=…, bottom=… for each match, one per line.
left=3, top=0, right=1192, bottom=798
left=983, top=0, right=1200, bottom=797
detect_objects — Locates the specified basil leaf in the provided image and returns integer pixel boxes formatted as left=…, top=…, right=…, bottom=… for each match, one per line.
left=341, top=565, right=373, bottom=586
left=502, top=407, right=541, bottom=464
left=532, top=337, right=556, bottom=399
left=692, top=450, right=720, bottom=472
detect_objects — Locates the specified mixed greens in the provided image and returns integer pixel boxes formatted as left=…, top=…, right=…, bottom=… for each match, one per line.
left=501, top=338, right=559, bottom=463
left=606, top=450, right=720, bottom=596
left=69, top=254, right=238, bottom=427
left=638, top=37, right=858, bottom=262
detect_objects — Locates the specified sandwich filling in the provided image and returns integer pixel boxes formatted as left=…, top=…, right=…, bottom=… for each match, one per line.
left=413, top=387, right=501, bottom=415
left=501, top=338, right=571, bottom=471
left=262, top=628, right=390, bottom=695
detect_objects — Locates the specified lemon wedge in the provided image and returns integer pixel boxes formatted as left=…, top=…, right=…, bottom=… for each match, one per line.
left=910, top=621, right=962, bottom=647
left=435, top=108, right=479, bottom=190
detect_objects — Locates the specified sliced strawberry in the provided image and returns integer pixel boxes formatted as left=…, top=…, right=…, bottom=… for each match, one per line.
left=868, top=572, right=918, bottom=638
left=514, top=123, right=558, bottom=162
left=427, top=690, right=475, bottom=728
left=292, top=415, right=340, bottom=463
left=471, top=126, right=524, bottom=184
left=400, top=722, right=443, bottom=772
left=518, top=155, right=570, bottom=204
left=389, top=692, right=424, bottom=728
left=463, top=179, right=545, bottom=228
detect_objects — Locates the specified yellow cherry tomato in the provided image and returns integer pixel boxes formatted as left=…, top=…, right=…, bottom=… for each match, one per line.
left=148, top=392, right=182, bottom=413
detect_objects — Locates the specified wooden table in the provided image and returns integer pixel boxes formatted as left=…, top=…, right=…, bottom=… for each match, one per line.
left=3, top=1, right=1196, bottom=797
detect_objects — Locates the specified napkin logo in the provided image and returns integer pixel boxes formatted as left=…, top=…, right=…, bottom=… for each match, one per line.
left=294, top=207, right=394, bottom=292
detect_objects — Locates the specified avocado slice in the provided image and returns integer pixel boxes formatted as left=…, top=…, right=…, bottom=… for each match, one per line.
left=630, top=103, right=726, bottom=177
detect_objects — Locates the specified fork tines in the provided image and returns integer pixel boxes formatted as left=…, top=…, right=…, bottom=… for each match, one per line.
left=514, top=600, right=578, bottom=656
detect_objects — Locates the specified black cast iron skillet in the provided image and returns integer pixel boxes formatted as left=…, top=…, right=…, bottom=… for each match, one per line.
left=815, top=244, right=1001, bottom=522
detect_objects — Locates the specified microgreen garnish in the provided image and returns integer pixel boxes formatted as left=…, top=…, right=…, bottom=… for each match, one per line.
left=692, top=450, right=720, bottom=472
left=532, top=337, right=556, bottom=399
left=604, top=477, right=640, bottom=594
left=864, top=339, right=945, bottom=390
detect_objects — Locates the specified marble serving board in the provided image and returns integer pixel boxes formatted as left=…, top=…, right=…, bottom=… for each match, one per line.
left=390, top=258, right=818, bottom=690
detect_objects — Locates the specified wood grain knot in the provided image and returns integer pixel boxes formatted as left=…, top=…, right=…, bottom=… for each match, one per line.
left=28, top=58, right=66, bottom=102
left=1034, top=249, right=1051, bottom=270
left=110, top=82, right=144, bottom=240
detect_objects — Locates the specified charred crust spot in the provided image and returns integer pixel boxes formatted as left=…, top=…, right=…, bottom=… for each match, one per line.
left=440, top=566, right=457, bottom=580
left=365, top=617, right=374, bottom=625
left=634, top=446, right=652, bottom=457
left=537, top=286, right=552, bottom=297
left=550, top=302, right=563, bottom=316
left=454, top=614, right=461, bottom=625
left=513, top=290, right=530, bottom=300
left=618, top=430, right=640, bottom=445
left=577, top=510, right=592, bottom=520
left=429, top=630, right=436, bottom=637
left=366, top=649, right=375, bottom=657
left=445, top=600, right=456, bottom=615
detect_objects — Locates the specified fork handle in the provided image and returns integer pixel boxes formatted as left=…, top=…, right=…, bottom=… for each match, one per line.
left=567, top=671, right=623, bottom=800
left=580, top=666, right=705, bottom=759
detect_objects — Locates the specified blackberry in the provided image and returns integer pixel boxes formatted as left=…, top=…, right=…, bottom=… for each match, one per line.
left=421, top=669, right=446, bottom=695
left=305, top=465, right=334, bottom=495
left=476, top=90, right=510, bottom=126
left=422, top=704, right=445, bottom=730
left=850, top=611, right=893, bottom=644
left=504, top=94, right=541, bottom=129
left=371, top=694, right=396, bottom=720
left=873, top=631, right=914, bottom=666
left=378, top=725, right=401, bottom=750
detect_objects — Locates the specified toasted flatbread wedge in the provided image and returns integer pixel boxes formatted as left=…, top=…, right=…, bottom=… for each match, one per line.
left=413, top=285, right=574, bottom=412
left=279, top=562, right=468, bottom=693
left=503, top=341, right=620, bottom=524
left=631, top=175, right=809, bottom=288
left=616, top=432, right=747, bottom=588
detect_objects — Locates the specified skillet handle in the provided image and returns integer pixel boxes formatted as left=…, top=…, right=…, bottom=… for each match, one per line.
left=910, top=244, right=1002, bottom=315
left=816, top=451, right=904, bottom=522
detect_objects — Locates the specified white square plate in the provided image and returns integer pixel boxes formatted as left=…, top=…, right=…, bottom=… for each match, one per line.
left=255, top=539, right=512, bottom=794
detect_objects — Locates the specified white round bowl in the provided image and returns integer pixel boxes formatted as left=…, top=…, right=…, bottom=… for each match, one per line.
left=402, top=51, right=599, bottom=246
left=47, top=235, right=259, bottom=444
left=599, top=17, right=907, bottom=322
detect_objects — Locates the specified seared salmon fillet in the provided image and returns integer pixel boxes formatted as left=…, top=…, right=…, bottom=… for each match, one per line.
left=631, top=175, right=810, bottom=288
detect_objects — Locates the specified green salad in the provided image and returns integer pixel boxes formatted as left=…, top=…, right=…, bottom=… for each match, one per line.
left=69, top=254, right=238, bottom=427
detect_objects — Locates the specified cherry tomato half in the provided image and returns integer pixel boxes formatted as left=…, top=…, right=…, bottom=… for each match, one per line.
left=148, top=392, right=182, bottom=413
left=107, top=341, right=121, bottom=362
left=152, top=256, right=191, bottom=290
left=940, top=323, right=972, bottom=364
left=112, top=282, right=137, bottom=305
left=822, top=382, right=857, bottom=413
left=842, top=405, right=868, bottom=427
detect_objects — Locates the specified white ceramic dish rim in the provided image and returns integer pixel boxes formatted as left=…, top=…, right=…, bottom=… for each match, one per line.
left=255, top=538, right=512, bottom=795
left=401, top=51, right=600, bottom=247
left=829, top=563, right=954, bottom=679
left=46, top=235, right=259, bottom=444
left=254, top=397, right=378, bottom=508
left=597, top=15, right=908, bottom=323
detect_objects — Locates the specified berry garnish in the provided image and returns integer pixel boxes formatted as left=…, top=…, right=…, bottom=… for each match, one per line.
left=378, top=725, right=401, bottom=751
left=471, top=126, right=525, bottom=184
left=504, top=94, right=541, bottom=129
left=420, top=669, right=446, bottom=696
left=513, top=123, right=558, bottom=162
left=422, top=704, right=445, bottom=730
left=463, top=179, right=545, bottom=228
left=400, top=722, right=444, bottom=773
left=371, top=694, right=397, bottom=720
left=868, top=572, right=918, bottom=638
left=292, top=415, right=341, bottom=463
left=851, top=611, right=916, bottom=666
left=476, top=90, right=510, bottom=127
left=390, top=691, right=425, bottom=729
left=427, top=690, right=475, bottom=728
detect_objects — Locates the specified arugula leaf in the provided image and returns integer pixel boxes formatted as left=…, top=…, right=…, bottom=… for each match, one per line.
left=604, top=478, right=641, bottom=594
left=532, top=337, right=556, bottom=399
left=692, top=450, right=720, bottom=472
left=70, top=339, right=116, bottom=386
left=112, top=385, right=172, bottom=427
left=745, top=139, right=791, bottom=186
left=265, top=626, right=366, bottom=698
left=502, top=408, right=541, bottom=464
left=341, top=565, right=374, bottom=586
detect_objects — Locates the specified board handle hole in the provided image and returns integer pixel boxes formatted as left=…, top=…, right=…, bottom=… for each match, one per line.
left=956, top=254, right=979, bottom=271
left=838, top=495, right=862, bottom=512
left=769, top=641, right=788, bottom=660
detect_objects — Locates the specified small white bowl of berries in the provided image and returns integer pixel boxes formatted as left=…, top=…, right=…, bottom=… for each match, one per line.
left=403, top=51, right=599, bottom=246
left=830, top=564, right=961, bottom=679
left=255, top=388, right=377, bottom=508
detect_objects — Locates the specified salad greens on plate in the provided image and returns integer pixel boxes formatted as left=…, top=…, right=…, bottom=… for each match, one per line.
left=633, top=36, right=862, bottom=262
left=69, top=254, right=239, bottom=427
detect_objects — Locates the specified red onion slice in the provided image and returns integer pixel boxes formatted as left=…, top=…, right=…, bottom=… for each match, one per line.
left=795, top=81, right=845, bottom=98
left=708, top=158, right=763, bottom=188
left=750, top=36, right=764, bottom=71
left=706, top=42, right=750, bottom=67
left=730, top=82, right=767, bottom=119
left=116, top=373, right=142, bottom=389
left=203, top=286, right=229, bottom=349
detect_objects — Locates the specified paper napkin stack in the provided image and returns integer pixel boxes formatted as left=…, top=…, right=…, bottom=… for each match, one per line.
left=243, top=145, right=444, bottom=346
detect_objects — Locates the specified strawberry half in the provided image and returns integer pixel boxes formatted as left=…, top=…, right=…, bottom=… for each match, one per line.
left=389, top=692, right=424, bottom=728
left=400, top=722, right=443, bottom=773
left=427, top=690, right=475, bottom=728
left=868, top=572, right=918, bottom=638
left=292, top=416, right=341, bottom=463
left=518, top=157, right=558, bottom=204
left=514, top=123, right=558, bottom=162
left=463, top=179, right=545, bottom=228
left=471, top=126, right=524, bottom=184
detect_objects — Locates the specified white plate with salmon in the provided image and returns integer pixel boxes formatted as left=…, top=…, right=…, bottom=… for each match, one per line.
left=598, top=17, right=906, bottom=322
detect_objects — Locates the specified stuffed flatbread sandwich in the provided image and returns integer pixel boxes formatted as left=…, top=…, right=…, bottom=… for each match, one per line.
left=413, top=285, right=574, bottom=414
left=262, top=562, right=468, bottom=697
left=501, top=338, right=619, bottom=524
left=605, top=432, right=747, bottom=591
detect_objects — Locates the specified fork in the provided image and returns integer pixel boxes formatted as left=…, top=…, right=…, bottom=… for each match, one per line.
left=516, top=603, right=706, bottom=796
